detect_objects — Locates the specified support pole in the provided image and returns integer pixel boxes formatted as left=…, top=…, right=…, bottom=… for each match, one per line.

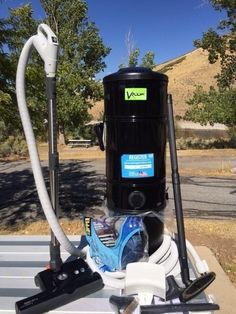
left=46, top=76, right=62, bottom=272
left=167, top=94, right=190, bottom=286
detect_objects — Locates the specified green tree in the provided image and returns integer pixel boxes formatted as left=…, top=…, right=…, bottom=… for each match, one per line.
left=7, top=4, right=46, bottom=137
left=140, top=51, right=155, bottom=69
left=119, top=49, right=156, bottom=69
left=128, top=48, right=140, bottom=67
left=119, top=29, right=156, bottom=69
left=4, top=1, right=110, bottom=142
left=184, top=0, right=236, bottom=128
left=185, top=86, right=236, bottom=127
left=40, top=0, right=110, bottom=142
left=0, top=17, right=19, bottom=135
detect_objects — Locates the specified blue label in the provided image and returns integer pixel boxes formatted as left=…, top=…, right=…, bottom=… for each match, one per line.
left=121, top=153, right=154, bottom=178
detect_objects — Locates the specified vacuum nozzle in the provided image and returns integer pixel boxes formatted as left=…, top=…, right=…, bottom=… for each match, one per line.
left=15, top=259, right=104, bottom=314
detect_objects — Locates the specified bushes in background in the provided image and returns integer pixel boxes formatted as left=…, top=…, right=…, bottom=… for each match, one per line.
left=0, top=136, right=28, bottom=158
left=176, top=137, right=236, bottom=150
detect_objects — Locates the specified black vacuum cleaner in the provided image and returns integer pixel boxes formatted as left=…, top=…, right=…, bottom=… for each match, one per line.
left=15, top=24, right=219, bottom=314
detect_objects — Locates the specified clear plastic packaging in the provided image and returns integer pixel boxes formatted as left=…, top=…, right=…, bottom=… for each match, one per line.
left=85, top=215, right=149, bottom=272
left=83, top=197, right=175, bottom=272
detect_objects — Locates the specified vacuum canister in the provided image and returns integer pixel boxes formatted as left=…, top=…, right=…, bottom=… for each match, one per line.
left=103, top=67, right=168, bottom=215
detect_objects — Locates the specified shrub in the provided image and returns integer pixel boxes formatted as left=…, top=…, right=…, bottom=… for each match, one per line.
left=228, top=127, right=236, bottom=148
left=0, top=136, right=28, bottom=158
left=12, top=137, right=28, bottom=156
left=0, top=142, right=12, bottom=157
left=176, top=137, right=235, bottom=150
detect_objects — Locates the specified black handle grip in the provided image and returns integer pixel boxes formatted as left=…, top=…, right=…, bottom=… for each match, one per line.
left=141, top=302, right=219, bottom=313
left=94, top=123, right=105, bottom=151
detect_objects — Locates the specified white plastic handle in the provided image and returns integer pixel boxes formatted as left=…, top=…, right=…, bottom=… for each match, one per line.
left=37, top=23, right=58, bottom=45
left=33, top=23, right=58, bottom=77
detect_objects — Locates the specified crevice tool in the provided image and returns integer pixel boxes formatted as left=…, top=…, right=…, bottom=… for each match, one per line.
left=140, top=302, right=219, bottom=314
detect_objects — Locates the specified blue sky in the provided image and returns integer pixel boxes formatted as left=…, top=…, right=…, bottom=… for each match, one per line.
left=1, top=0, right=225, bottom=78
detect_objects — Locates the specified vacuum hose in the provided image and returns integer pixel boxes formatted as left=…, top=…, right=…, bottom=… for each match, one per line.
left=16, top=29, right=83, bottom=258
left=86, top=234, right=179, bottom=289
left=86, top=233, right=209, bottom=289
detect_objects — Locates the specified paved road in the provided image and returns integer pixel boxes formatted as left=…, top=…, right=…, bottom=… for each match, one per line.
left=0, top=159, right=235, bottom=227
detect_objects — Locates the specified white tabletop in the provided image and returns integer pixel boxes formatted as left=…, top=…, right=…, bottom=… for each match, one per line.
left=0, top=235, right=215, bottom=314
left=0, top=235, right=116, bottom=314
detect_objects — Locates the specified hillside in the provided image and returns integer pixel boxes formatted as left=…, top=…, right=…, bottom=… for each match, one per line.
left=155, top=48, right=220, bottom=116
left=89, top=48, right=221, bottom=119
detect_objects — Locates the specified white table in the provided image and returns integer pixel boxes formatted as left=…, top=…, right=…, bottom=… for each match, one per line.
left=0, top=235, right=115, bottom=314
left=0, top=235, right=216, bottom=314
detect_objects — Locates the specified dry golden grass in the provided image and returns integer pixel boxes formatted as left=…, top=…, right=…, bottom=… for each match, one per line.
left=175, top=149, right=236, bottom=157
left=155, top=48, right=220, bottom=116
left=38, top=143, right=236, bottom=159
left=38, top=143, right=105, bottom=160
left=0, top=218, right=84, bottom=235
left=179, top=167, right=235, bottom=177
left=185, top=219, right=236, bottom=287
left=89, top=48, right=221, bottom=119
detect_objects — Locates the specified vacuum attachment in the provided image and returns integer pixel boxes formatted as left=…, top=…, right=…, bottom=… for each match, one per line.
left=180, top=271, right=216, bottom=302
left=110, top=295, right=139, bottom=313
left=167, top=94, right=217, bottom=305
left=15, top=259, right=104, bottom=314
left=166, top=271, right=216, bottom=303
left=140, top=302, right=219, bottom=313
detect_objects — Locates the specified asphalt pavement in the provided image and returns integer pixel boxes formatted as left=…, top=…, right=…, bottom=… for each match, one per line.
left=0, top=158, right=235, bottom=227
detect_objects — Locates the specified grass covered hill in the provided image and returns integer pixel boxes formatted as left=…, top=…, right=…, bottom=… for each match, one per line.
left=89, top=48, right=220, bottom=119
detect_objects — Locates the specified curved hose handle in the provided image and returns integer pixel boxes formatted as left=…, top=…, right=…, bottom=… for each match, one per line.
left=37, top=23, right=58, bottom=45
left=33, top=23, right=58, bottom=77
left=16, top=31, right=83, bottom=257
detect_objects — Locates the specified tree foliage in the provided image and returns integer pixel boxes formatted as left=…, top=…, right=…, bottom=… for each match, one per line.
left=184, top=0, right=236, bottom=127
left=119, top=29, right=155, bottom=69
left=185, top=86, right=236, bottom=127
left=119, top=48, right=155, bottom=69
left=140, top=51, right=155, bottom=69
left=7, top=4, right=46, bottom=137
left=128, top=48, right=140, bottom=67
left=194, top=0, right=236, bottom=89
left=0, top=17, right=18, bottom=133
left=1, top=0, right=110, bottom=141
left=40, top=0, right=111, bottom=140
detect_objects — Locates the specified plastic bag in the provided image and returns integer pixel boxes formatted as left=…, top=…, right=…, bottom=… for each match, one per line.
left=84, top=215, right=149, bottom=272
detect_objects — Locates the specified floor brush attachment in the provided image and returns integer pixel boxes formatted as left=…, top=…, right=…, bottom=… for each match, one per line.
left=15, top=259, right=104, bottom=314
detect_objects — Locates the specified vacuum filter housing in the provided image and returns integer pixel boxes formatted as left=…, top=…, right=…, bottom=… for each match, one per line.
left=103, top=67, right=168, bottom=215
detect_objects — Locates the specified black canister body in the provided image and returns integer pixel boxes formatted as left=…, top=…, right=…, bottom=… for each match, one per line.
left=103, top=67, right=168, bottom=215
